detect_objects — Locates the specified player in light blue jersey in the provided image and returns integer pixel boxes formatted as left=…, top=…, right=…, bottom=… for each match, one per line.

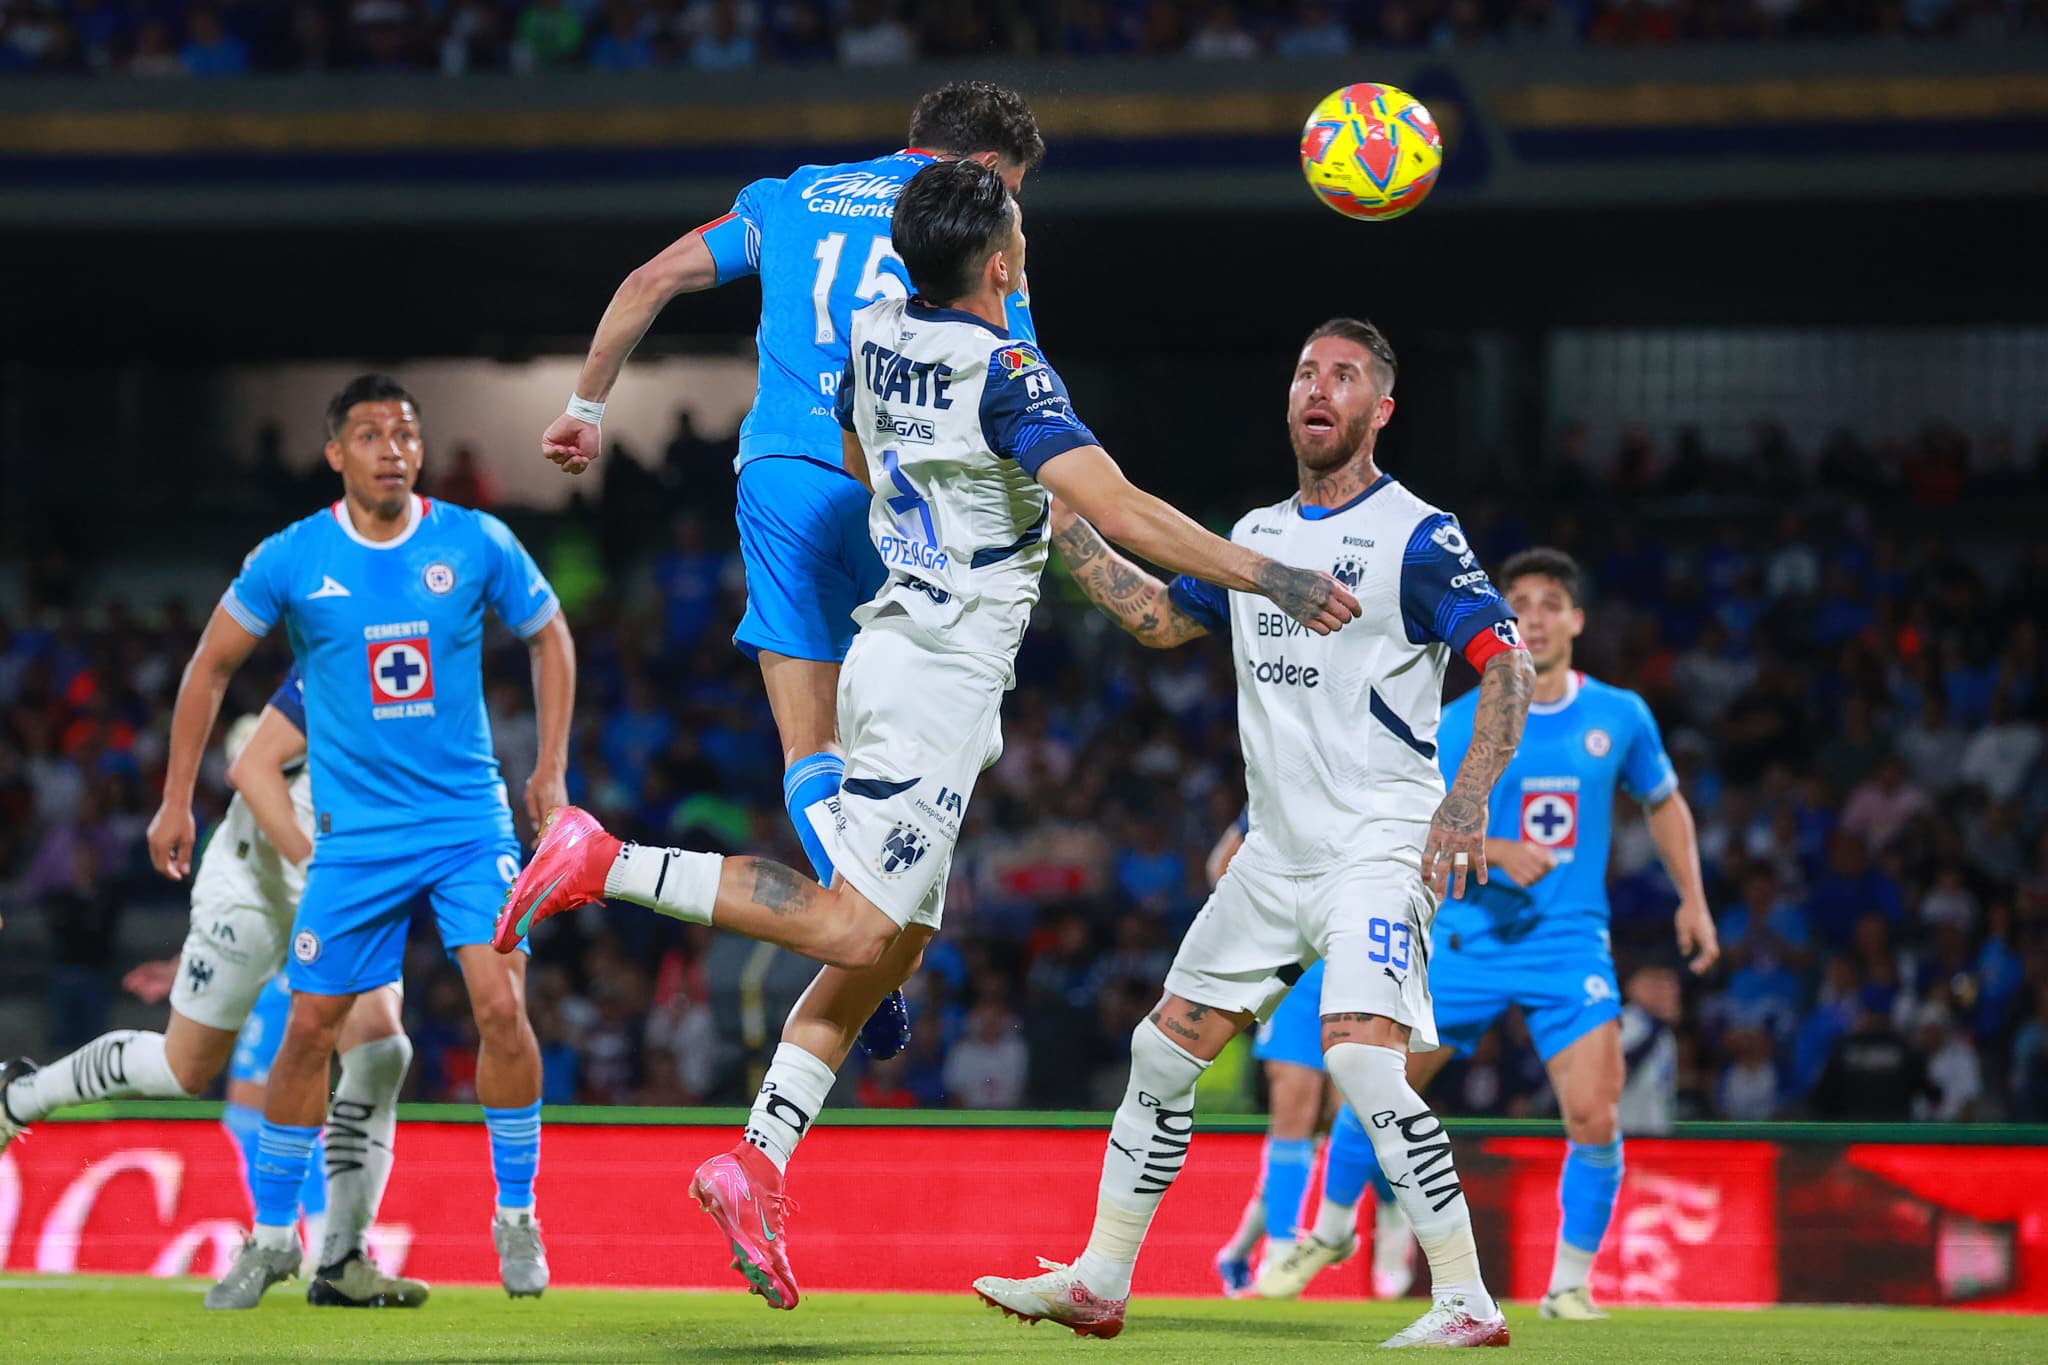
left=145, top=375, right=577, bottom=1308
left=537, top=81, right=1046, bottom=1064
left=1290, top=548, right=1720, bottom=1320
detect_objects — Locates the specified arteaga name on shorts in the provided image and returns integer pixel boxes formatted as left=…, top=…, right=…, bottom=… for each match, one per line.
left=372, top=701, right=437, bottom=719
left=877, top=536, right=949, bottom=572
left=364, top=620, right=430, bottom=641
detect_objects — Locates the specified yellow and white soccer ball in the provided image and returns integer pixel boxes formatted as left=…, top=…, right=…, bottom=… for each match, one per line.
left=1299, top=83, right=1444, bottom=221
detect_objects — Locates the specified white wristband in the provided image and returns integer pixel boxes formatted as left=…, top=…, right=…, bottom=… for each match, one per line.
left=565, top=394, right=606, bottom=424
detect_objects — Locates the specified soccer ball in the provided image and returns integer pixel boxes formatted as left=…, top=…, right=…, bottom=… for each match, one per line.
left=1299, top=83, right=1443, bottom=221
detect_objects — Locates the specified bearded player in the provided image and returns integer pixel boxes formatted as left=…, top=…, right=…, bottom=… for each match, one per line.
left=537, top=81, right=1047, bottom=1065
left=498, top=159, right=1359, bottom=1313
left=973, top=318, right=1534, bottom=1348
left=1289, top=547, right=1720, bottom=1319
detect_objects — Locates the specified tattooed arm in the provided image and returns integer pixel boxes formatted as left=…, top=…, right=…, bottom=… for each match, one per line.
left=1423, top=648, right=1536, bottom=900
left=1049, top=501, right=1211, bottom=648
left=1037, top=446, right=1360, bottom=635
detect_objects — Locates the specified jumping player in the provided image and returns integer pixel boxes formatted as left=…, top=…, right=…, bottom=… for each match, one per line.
left=1293, top=547, right=1719, bottom=1320
left=973, top=318, right=1534, bottom=1348
left=498, top=159, right=1359, bottom=1313
left=146, top=375, right=576, bottom=1307
left=2, top=681, right=424, bottom=1308
left=538, top=81, right=1047, bottom=1063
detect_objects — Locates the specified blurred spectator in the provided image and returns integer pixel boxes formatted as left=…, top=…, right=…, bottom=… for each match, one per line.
left=1839, top=756, right=1928, bottom=854
left=1813, top=998, right=1926, bottom=1120
left=125, top=19, right=186, bottom=75
left=1187, top=2, right=1258, bottom=57
left=1911, top=1003, right=1982, bottom=1121
left=588, top=2, right=658, bottom=70
left=1716, top=1024, right=1780, bottom=1120
left=690, top=0, right=757, bottom=68
left=1959, top=691, right=2043, bottom=803
left=1274, top=0, right=1351, bottom=56
left=42, top=844, right=120, bottom=1052
left=943, top=998, right=1028, bottom=1109
left=1617, top=963, right=1680, bottom=1135
left=180, top=6, right=248, bottom=76
left=515, top=0, right=585, bottom=68
left=435, top=444, right=497, bottom=509
left=837, top=0, right=912, bottom=63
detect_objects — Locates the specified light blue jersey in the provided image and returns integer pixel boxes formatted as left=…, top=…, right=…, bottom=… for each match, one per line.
left=1430, top=670, right=1678, bottom=1060
left=221, top=495, right=559, bottom=860
left=700, top=149, right=1039, bottom=665
left=223, top=495, right=557, bottom=994
left=700, top=149, right=1038, bottom=474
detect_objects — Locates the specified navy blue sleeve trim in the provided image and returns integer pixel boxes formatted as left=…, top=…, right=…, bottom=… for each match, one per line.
left=1399, top=512, right=1514, bottom=652
left=1369, top=689, right=1436, bottom=759
left=970, top=502, right=1049, bottom=569
left=1167, top=574, right=1230, bottom=634
left=834, top=361, right=857, bottom=433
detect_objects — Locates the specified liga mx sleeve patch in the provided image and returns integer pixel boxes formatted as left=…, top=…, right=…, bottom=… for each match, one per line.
left=367, top=637, right=435, bottom=704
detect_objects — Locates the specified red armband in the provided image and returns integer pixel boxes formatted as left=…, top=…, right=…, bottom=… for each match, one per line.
left=1461, top=618, right=1526, bottom=671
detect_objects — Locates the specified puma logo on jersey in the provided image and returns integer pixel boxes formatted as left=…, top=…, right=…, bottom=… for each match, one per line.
left=308, top=576, right=351, bottom=599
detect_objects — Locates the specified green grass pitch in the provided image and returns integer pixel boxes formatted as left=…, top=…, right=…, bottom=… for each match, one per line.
left=4, top=1277, right=2044, bottom=1363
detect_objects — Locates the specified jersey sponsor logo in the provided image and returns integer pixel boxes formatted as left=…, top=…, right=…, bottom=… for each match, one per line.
left=874, top=410, right=936, bottom=444
left=1430, top=521, right=1474, bottom=565
left=1255, top=611, right=1315, bottom=639
left=994, top=343, right=1045, bottom=377
left=1584, top=727, right=1613, bottom=758
left=1024, top=371, right=1053, bottom=399
left=1584, top=974, right=1614, bottom=1006
left=367, top=638, right=437, bottom=718
left=1449, top=569, right=1490, bottom=589
left=293, top=929, right=321, bottom=964
left=799, top=169, right=905, bottom=218
left=1521, top=790, right=1578, bottom=848
left=308, top=575, right=352, bottom=599
left=1343, top=535, right=1375, bottom=549
left=1332, top=555, right=1365, bottom=590
left=1248, top=523, right=1282, bottom=536
left=858, top=341, right=955, bottom=409
left=1250, top=654, right=1321, bottom=689
left=878, top=821, right=931, bottom=876
left=422, top=562, right=456, bottom=595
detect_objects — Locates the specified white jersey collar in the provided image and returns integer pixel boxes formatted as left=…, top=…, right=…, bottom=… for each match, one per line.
left=331, top=494, right=426, bottom=550
left=1528, top=669, right=1583, bottom=716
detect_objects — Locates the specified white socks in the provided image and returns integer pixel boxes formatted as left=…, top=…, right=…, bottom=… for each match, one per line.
left=604, top=842, right=724, bottom=925
left=1312, top=1193, right=1359, bottom=1246
left=1322, top=1043, right=1494, bottom=1317
left=321, top=1033, right=412, bottom=1268
left=1076, top=1020, right=1211, bottom=1301
left=1550, top=1240, right=1596, bottom=1295
left=9, top=1030, right=192, bottom=1122
left=1222, top=1191, right=1265, bottom=1261
left=744, top=1042, right=836, bottom=1173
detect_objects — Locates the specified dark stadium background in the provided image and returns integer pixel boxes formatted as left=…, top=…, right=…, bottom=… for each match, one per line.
left=2, top=27, right=2046, bottom=1147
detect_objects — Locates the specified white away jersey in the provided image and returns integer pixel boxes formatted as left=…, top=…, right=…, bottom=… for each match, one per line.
left=191, top=776, right=316, bottom=916
left=835, top=296, right=1098, bottom=668
left=1168, top=474, right=1520, bottom=873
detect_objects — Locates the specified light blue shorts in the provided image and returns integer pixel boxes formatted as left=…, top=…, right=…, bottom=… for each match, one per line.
left=227, top=973, right=292, bottom=1086
left=289, top=829, right=521, bottom=996
left=1428, top=912, right=1620, bottom=1061
left=733, top=455, right=885, bottom=664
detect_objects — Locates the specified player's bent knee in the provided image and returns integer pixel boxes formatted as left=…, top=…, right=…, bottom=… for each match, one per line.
left=1563, top=1102, right=1619, bottom=1146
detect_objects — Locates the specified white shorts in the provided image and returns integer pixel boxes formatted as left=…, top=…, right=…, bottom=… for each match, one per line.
left=168, top=891, right=292, bottom=1033
left=829, top=623, right=1006, bottom=932
left=1164, top=839, right=1442, bottom=1053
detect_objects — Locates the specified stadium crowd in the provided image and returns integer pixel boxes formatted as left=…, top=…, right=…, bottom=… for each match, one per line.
left=1, top=412, right=2045, bottom=1128
left=0, top=0, right=2040, bottom=77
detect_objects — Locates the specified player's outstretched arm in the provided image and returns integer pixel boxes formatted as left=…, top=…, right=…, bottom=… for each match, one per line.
left=1037, top=447, right=1359, bottom=635
left=149, top=605, right=263, bottom=880
left=1645, top=791, right=1720, bottom=973
left=225, top=704, right=313, bottom=867
left=1423, top=648, right=1536, bottom=900
left=1048, top=498, right=1210, bottom=648
left=842, top=429, right=874, bottom=492
left=524, top=613, right=577, bottom=830
left=543, top=230, right=722, bottom=476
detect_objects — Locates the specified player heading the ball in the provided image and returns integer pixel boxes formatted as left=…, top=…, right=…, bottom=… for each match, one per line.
left=496, top=157, right=1359, bottom=1313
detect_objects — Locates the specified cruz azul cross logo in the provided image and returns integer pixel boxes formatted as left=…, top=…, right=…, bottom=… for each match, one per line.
left=1520, top=789, right=1578, bottom=849
left=368, top=639, right=435, bottom=704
